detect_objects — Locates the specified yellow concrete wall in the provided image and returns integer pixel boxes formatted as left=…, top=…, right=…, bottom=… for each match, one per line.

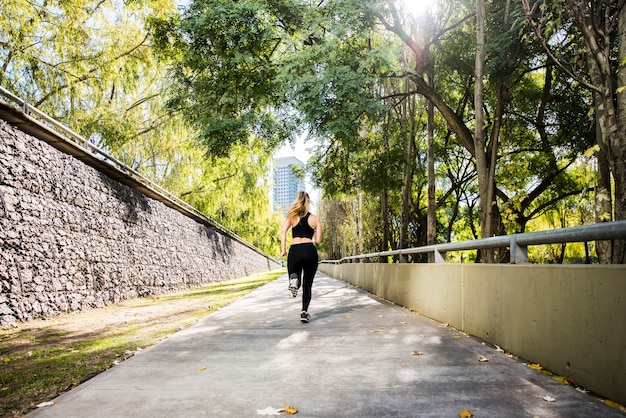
left=318, top=263, right=626, bottom=406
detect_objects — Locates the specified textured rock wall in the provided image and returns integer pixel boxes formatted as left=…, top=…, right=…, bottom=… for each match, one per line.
left=0, top=120, right=278, bottom=327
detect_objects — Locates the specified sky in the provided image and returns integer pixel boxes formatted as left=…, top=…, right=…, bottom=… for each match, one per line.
left=274, top=134, right=313, bottom=164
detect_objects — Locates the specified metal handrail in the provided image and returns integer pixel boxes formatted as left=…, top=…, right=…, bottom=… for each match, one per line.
left=321, top=220, right=626, bottom=264
left=0, top=86, right=277, bottom=262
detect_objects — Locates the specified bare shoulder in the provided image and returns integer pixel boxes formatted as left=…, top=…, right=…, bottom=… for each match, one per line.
left=309, top=213, right=321, bottom=226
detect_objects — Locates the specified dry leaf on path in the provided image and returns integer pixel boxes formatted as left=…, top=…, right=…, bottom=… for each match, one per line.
left=282, top=405, right=298, bottom=414
left=543, top=395, right=556, bottom=402
left=458, top=409, right=473, bottom=417
left=412, top=351, right=423, bottom=356
left=478, top=356, right=490, bottom=362
left=197, top=366, right=206, bottom=371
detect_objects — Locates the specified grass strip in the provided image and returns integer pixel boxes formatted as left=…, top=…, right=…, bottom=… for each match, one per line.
left=0, top=269, right=285, bottom=417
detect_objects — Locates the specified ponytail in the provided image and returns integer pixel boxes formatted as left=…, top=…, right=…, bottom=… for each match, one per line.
left=286, top=191, right=310, bottom=223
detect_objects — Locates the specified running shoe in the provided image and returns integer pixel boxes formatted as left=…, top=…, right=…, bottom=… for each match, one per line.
left=300, top=311, right=311, bottom=323
left=288, top=273, right=299, bottom=297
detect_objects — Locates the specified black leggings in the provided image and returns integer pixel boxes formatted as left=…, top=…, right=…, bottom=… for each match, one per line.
left=287, top=243, right=318, bottom=312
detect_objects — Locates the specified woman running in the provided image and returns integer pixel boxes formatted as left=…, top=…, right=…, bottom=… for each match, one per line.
left=280, top=191, right=322, bottom=323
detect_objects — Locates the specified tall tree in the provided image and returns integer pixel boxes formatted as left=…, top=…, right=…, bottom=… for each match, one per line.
left=151, top=0, right=613, bottom=262
left=522, top=0, right=626, bottom=263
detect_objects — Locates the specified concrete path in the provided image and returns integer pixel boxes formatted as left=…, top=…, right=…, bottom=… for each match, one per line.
left=28, top=272, right=624, bottom=417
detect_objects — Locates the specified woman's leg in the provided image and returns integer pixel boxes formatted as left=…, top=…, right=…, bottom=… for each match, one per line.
left=287, top=247, right=302, bottom=289
left=301, top=244, right=319, bottom=312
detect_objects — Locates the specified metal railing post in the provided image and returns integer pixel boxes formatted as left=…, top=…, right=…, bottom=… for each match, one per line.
left=510, top=236, right=528, bottom=264
left=434, top=247, right=445, bottom=263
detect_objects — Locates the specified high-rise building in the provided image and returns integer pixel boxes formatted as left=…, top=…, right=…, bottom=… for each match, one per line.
left=273, top=156, right=306, bottom=215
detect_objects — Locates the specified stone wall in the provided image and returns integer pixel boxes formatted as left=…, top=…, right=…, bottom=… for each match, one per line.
left=0, top=120, right=279, bottom=328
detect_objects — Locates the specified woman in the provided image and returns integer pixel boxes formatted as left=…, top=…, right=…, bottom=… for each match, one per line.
left=280, top=191, right=322, bottom=323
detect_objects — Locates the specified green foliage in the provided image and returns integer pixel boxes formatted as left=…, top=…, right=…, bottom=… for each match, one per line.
left=1, top=0, right=282, bottom=256
left=2, top=0, right=610, bottom=263
left=0, top=0, right=176, bottom=148
left=151, top=0, right=294, bottom=156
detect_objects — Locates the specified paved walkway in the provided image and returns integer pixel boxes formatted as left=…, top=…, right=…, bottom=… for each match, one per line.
left=28, top=273, right=624, bottom=417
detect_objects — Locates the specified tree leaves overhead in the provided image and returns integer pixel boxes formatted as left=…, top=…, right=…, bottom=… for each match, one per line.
left=1, top=0, right=281, bottom=255
left=3, top=0, right=617, bottom=263
left=151, top=0, right=389, bottom=157
left=152, top=0, right=286, bottom=156
left=1, top=0, right=175, bottom=148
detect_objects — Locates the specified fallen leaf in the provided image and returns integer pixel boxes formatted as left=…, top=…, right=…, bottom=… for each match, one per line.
left=257, top=407, right=282, bottom=415
left=528, top=363, right=543, bottom=371
left=604, top=399, right=625, bottom=410
left=441, top=322, right=449, bottom=328
left=478, top=356, right=490, bottom=362
left=552, top=375, right=576, bottom=386
left=553, top=375, right=568, bottom=384
left=453, top=336, right=461, bottom=339
left=494, top=345, right=504, bottom=352
left=282, top=405, right=298, bottom=414
left=543, top=395, right=556, bottom=402
left=371, top=329, right=385, bottom=333
left=458, top=409, right=473, bottom=417
left=197, top=367, right=206, bottom=371
left=400, top=321, right=408, bottom=324
left=36, top=401, right=55, bottom=408
left=412, top=351, right=423, bottom=356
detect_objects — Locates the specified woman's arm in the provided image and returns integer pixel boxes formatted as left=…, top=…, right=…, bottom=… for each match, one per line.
left=312, top=214, right=322, bottom=244
left=280, top=217, right=291, bottom=257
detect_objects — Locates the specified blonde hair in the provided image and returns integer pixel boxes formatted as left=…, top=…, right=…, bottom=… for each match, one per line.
left=286, top=191, right=310, bottom=223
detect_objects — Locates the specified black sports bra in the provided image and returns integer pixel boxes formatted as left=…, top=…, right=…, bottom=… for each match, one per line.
left=292, top=213, right=315, bottom=239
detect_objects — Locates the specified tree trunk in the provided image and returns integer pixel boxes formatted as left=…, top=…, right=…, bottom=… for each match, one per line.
left=593, top=89, right=613, bottom=263
left=568, top=0, right=626, bottom=263
left=399, top=87, right=416, bottom=257
left=614, top=4, right=626, bottom=263
left=427, top=92, right=436, bottom=262
left=381, top=133, right=392, bottom=261
left=474, top=0, right=494, bottom=261
left=381, top=188, right=391, bottom=262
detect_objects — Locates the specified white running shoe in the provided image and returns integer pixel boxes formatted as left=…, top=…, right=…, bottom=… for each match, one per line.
left=300, top=311, right=311, bottom=323
left=288, top=274, right=299, bottom=298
